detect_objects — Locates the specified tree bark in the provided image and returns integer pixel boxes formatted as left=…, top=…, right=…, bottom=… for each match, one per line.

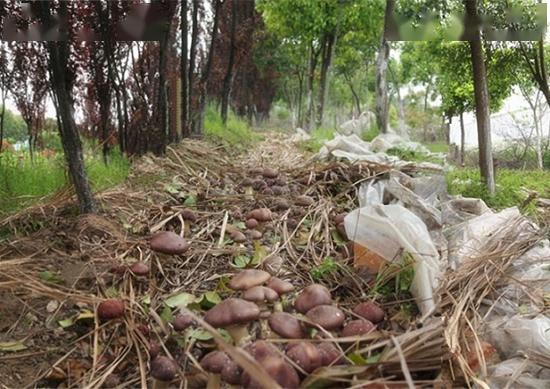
left=188, top=0, right=199, bottom=133
left=180, top=0, right=189, bottom=138
left=375, top=0, right=394, bottom=134
left=460, top=111, right=465, bottom=166
left=38, top=1, right=97, bottom=213
left=221, top=0, right=238, bottom=124
left=305, top=42, right=320, bottom=131
left=194, top=0, right=222, bottom=136
left=465, top=0, right=495, bottom=194
left=345, top=75, right=361, bottom=116
left=315, top=30, right=337, bottom=128
left=0, top=91, right=5, bottom=153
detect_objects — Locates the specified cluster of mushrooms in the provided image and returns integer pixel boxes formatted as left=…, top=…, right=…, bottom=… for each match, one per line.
left=142, top=267, right=385, bottom=388
left=94, top=167, right=375, bottom=387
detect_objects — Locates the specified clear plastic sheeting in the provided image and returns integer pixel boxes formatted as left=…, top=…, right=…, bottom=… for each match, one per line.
left=487, top=358, right=550, bottom=389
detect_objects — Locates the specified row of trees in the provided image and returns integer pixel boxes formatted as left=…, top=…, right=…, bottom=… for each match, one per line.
left=0, top=0, right=279, bottom=213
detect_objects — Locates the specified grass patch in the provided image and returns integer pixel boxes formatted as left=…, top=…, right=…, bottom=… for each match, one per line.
left=0, top=150, right=130, bottom=215
left=297, top=127, right=337, bottom=153
left=386, top=147, right=444, bottom=164
left=204, top=106, right=261, bottom=151
left=425, top=142, right=449, bottom=153
left=446, top=168, right=550, bottom=210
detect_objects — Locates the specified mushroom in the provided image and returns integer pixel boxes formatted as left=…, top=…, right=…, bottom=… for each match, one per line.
left=336, top=223, right=348, bottom=240
left=268, top=312, right=305, bottom=339
left=246, top=208, right=272, bottom=222
left=271, top=186, right=284, bottom=196
left=267, top=278, right=294, bottom=295
left=229, top=269, right=271, bottom=290
left=294, top=284, right=331, bottom=313
left=243, top=286, right=279, bottom=308
left=148, top=341, right=161, bottom=359
left=318, top=343, right=345, bottom=366
left=273, top=199, right=291, bottom=211
left=244, top=340, right=279, bottom=360
left=98, top=299, right=125, bottom=321
left=342, top=319, right=375, bottom=337
left=262, top=168, right=279, bottom=179
left=353, top=302, right=385, bottom=324
left=333, top=212, right=347, bottom=225
left=275, top=176, right=287, bottom=186
left=204, top=298, right=260, bottom=344
left=181, top=208, right=197, bottom=223
left=286, top=217, right=298, bottom=229
left=230, top=230, right=247, bottom=243
left=263, top=255, right=284, bottom=275
left=150, top=231, right=190, bottom=255
left=221, top=359, right=243, bottom=385
left=252, top=179, right=267, bottom=191
left=172, top=313, right=194, bottom=331
left=295, top=195, right=314, bottom=207
left=241, top=177, right=254, bottom=187
left=263, top=187, right=274, bottom=196
left=244, top=356, right=300, bottom=389
left=200, top=351, right=230, bottom=388
left=305, top=305, right=345, bottom=331
left=130, top=261, right=150, bottom=276
left=150, top=356, right=177, bottom=389
left=248, top=230, right=263, bottom=240
left=286, top=342, right=323, bottom=373
left=245, top=218, right=259, bottom=229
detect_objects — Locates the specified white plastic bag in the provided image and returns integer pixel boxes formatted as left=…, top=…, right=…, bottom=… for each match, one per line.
left=344, top=204, right=441, bottom=316
left=486, top=315, right=550, bottom=358
left=487, top=358, right=550, bottom=389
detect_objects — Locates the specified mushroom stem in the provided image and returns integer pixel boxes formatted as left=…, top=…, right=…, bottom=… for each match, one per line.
left=227, top=325, right=250, bottom=345
left=206, top=373, right=221, bottom=389
left=152, top=380, right=169, bottom=389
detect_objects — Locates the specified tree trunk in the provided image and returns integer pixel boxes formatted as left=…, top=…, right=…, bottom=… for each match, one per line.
left=346, top=76, right=361, bottom=117
left=0, top=91, right=5, bottom=153
left=375, top=0, right=394, bottom=134
left=465, top=0, right=495, bottom=194
left=188, top=0, right=199, bottom=133
left=460, top=111, right=465, bottom=166
left=221, top=0, right=238, bottom=124
left=305, top=42, right=319, bottom=131
left=38, top=1, right=97, bottom=214
left=180, top=0, right=189, bottom=138
left=316, top=31, right=337, bottom=128
left=297, top=71, right=304, bottom=127
left=194, top=0, right=222, bottom=136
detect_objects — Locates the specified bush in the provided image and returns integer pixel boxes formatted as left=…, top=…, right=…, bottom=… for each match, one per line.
left=361, top=122, right=380, bottom=142
left=204, top=106, right=260, bottom=150
left=297, top=127, right=336, bottom=153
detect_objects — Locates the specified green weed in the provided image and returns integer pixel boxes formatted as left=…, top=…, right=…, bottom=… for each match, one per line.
left=204, top=106, right=261, bottom=151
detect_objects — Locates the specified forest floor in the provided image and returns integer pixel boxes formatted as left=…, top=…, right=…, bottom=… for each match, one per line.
left=0, top=133, right=539, bottom=388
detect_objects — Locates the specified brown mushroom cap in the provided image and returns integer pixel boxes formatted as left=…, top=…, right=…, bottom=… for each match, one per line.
left=267, top=277, right=294, bottom=294
left=200, top=351, right=231, bottom=374
left=294, top=284, right=331, bottom=313
left=172, top=313, right=194, bottom=331
left=263, top=187, right=274, bottom=196
left=274, top=199, right=291, bottom=211
left=204, top=298, right=260, bottom=328
left=181, top=208, right=197, bottom=223
left=353, top=302, right=385, bottom=324
left=98, top=299, right=125, bottom=321
left=148, top=341, right=161, bottom=359
left=271, top=186, right=284, bottom=196
left=342, top=319, right=375, bottom=337
left=244, top=340, right=280, bottom=360
left=262, top=168, right=279, bottom=179
left=244, top=356, right=300, bottom=389
left=333, top=212, right=347, bottom=225
left=268, top=312, right=305, bottom=339
left=252, top=179, right=267, bottom=190
left=286, top=342, right=323, bottom=373
left=263, top=255, right=284, bottom=275
left=243, top=286, right=279, bottom=303
left=306, top=305, right=345, bottom=331
left=230, top=230, right=247, bottom=243
left=295, top=195, right=314, bottom=207
left=150, top=231, right=190, bottom=255
left=150, top=356, right=177, bottom=382
left=229, top=269, right=271, bottom=290
left=248, top=230, right=263, bottom=240
left=129, top=261, right=150, bottom=276
left=318, top=343, right=345, bottom=366
left=246, top=208, right=272, bottom=222
left=245, top=218, right=259, bottom=229
left=241, top=177, right=254, bottom=187
left=221, top=359, right=243, bottom=385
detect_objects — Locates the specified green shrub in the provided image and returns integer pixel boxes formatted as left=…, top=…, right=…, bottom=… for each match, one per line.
left=204, top=106, right=260, bottom=150
left=361, top=122, right=380, bottom=142
left=386, top=147, right=443, bottom=164
left=446, top=168, right=550, bottom=209
left=297, top=127, right=336, bottom=153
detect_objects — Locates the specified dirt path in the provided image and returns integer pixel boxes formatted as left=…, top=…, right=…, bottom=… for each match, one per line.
left=0, top=136, right=441, bottom=388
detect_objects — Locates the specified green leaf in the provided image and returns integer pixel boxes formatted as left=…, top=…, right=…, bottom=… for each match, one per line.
left=38, top=271, right=63, bottom=284
left=164, top=184, right=180, bottom=194
left=331, top=229, right=345, bottom=245
left=233, top=255, right=250, bottom=269
left=142, top=295, right=151, bottom=305
left=183, top=194, right=197, bottom=207
left=347, top=352, right=370, bottom=366
left=0, top=340, right=27, bottom=352
left=199, top=292, right=221, bottom=309
left=234, top=221, right=246, bottom=230
left=187, top=329, right=213, bottom=341
left=160, top=305, right=173, bottom=323
left=105, top=287, right=119, bottom=298
left=251, top=241, right=267, bottom=265
left=165, top=293, right=196, bottom=308
left=58, top=318, right=74, bottom=328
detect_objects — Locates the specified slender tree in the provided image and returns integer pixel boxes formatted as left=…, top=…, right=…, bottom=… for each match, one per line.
left=180, top=0, right=189, bottom=137
left=375, top=0, right=395, bottom=134
left=220, top=0, right=238, bottom=124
